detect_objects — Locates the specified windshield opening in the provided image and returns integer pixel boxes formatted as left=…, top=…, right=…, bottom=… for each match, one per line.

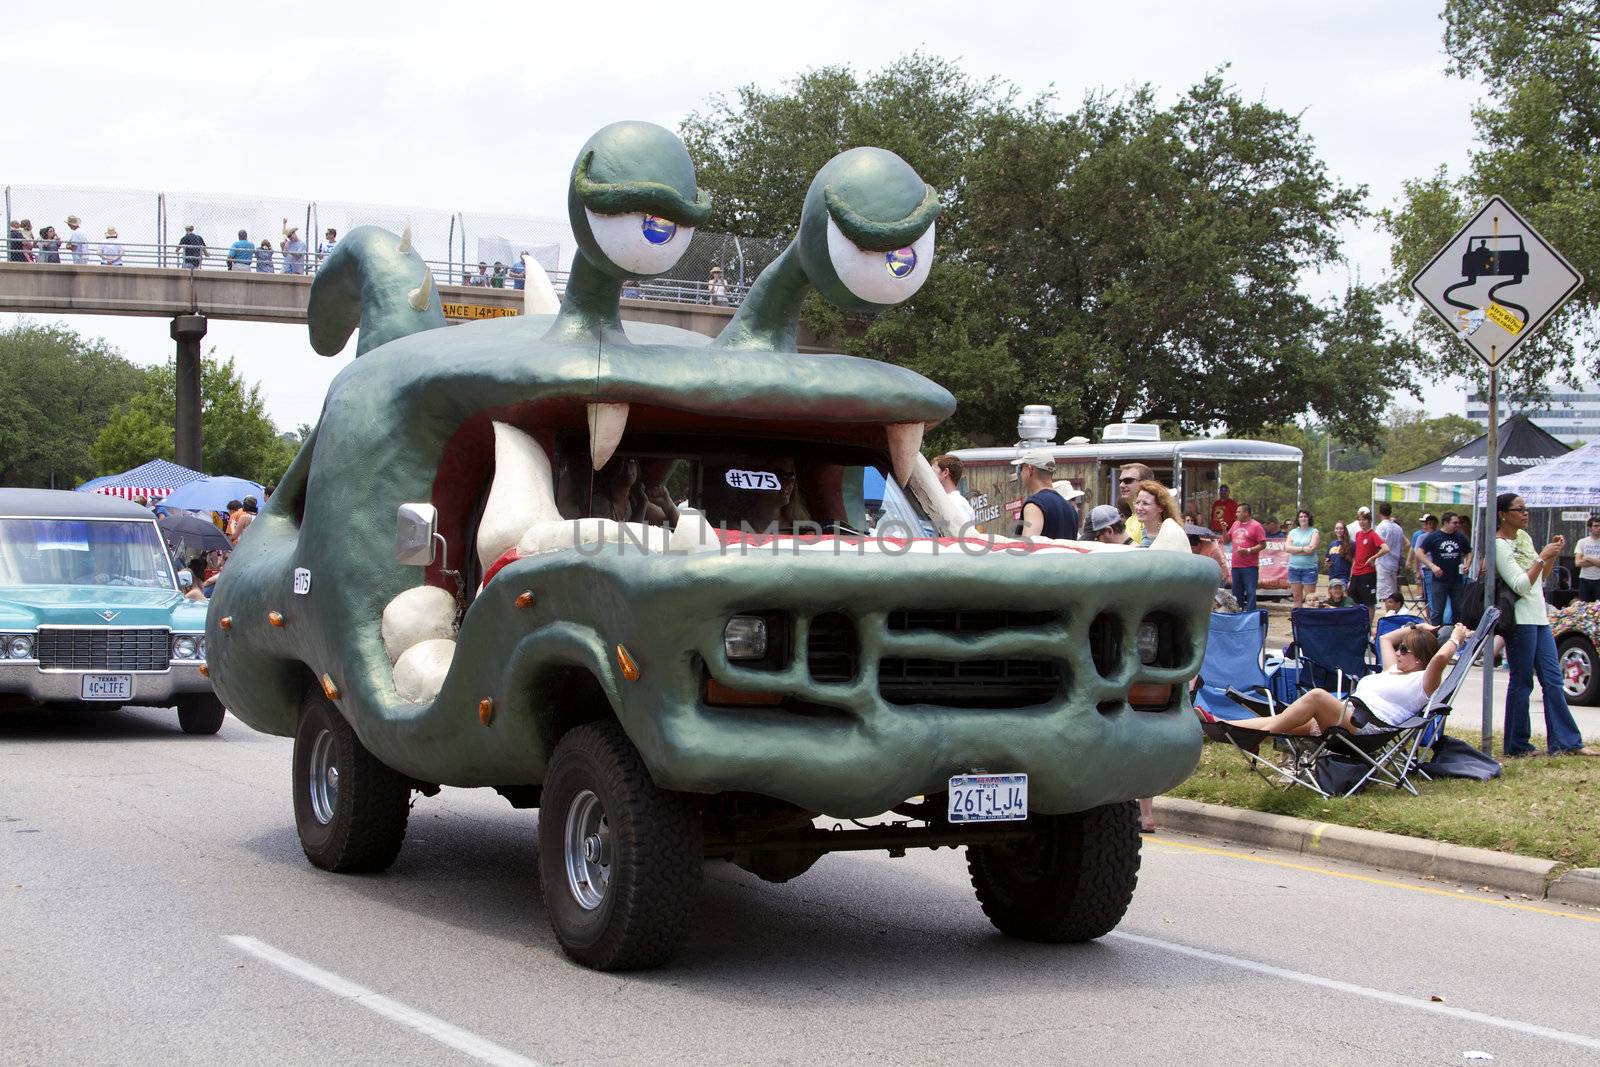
left=0, top=518, right=176, bottom=589
left=554, top=433, right=932, bottom=536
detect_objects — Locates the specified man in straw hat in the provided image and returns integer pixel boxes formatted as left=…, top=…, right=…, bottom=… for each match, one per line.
left=63, top=215, right=90, bottom=263
left=98, top=227, right=124, bottom=266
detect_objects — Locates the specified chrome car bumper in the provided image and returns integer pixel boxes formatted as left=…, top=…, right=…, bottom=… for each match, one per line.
left=0, top=661, right=211, bottom=704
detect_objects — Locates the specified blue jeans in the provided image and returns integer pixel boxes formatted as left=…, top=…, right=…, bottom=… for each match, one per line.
left=1232, top=567, right=1259, bottom=610
left=1417, top=568, right=1432, bottom=616
left=1427, top=580, right=1462, bottom=626
left=1504, top=624, right=1585, bottom=755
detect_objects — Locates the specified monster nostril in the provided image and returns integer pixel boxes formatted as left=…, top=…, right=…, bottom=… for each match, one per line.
left=1097, top=700, right=1123, bottom=716
left=1089, top=613, right=1122, bottom=679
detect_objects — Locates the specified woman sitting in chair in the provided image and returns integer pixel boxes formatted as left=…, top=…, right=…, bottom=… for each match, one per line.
left=1218, top=622, right=1469, bottom=736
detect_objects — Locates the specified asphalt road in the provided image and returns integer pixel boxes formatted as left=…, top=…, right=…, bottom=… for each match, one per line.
left=4, top=704, right=1599, bottom=1066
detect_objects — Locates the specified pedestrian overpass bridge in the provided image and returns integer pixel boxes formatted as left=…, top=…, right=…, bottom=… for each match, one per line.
left=0, top=259, right=794, bottom=344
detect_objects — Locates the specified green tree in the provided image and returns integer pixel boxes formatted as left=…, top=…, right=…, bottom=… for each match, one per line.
left=684, top=61, right=1413, bottom=444
left=0, top=322, right=146, bottom=488
left=92, top=351, right=299, bottom=485
left=1385, top=1, right=1600, bottom=397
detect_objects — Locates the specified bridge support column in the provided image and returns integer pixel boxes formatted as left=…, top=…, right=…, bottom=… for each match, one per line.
left=170, top=313, right=207, bottom=471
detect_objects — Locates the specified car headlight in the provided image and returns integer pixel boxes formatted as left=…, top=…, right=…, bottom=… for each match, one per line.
left=4, top=634, right=34, bottom=660
left=1136, top=621, right=1160, bottom=664
left=723, top=616, right=769, bottom=660
left=172, top=634, right=200, bottom=660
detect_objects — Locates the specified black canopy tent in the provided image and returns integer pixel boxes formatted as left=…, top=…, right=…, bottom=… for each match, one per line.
left=1371, top=415, right=1569, bottom=508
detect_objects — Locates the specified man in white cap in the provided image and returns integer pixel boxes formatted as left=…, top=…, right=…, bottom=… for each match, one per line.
left=1053, top=478, right=1086, bottom=536
left=1012, top=450, right=1075, bottom=539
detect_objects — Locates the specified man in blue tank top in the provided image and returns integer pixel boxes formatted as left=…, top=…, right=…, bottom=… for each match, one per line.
left=1012, top=450, right=1076, bottom=539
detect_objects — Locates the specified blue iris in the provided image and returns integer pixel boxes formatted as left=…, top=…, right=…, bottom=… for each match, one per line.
left=641, top=215, right=677, bottom=245
left=884, top=247, right=917, bottom=278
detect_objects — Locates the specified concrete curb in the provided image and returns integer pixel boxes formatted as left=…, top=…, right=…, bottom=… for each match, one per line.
left=1152, top=797, right=1594, bottom=904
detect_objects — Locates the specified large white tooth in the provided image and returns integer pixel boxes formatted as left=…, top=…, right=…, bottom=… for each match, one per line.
left=515, top=518, right=672, bottom=557
left=393, top=638, right=455, bottom=704
left=1149, top=517, right=1193, bottom=553
left=669, top=508, right=718, bottom=554
left=886, top=422, right=924, bottom=487
left=588, top=403, right=629, bottom=470
left=408, top=267, right=433, bottom=312
left=478, top=422, right=561, bottom=571
left=904, top=454, right=964, bottom=535
left=381, top=585, right=457, bottom=664
left=397, top=220, right=414, bottom=255
left=523, top=255, right=560, bottom=315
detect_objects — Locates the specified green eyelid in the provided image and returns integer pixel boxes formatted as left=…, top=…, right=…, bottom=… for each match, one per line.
left=573, top=151, right=713, bottom=227
left=822, top=184, right=940, bottom=252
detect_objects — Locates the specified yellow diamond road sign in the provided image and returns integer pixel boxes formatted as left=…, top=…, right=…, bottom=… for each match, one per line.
left=1409, top=196, right=1582, bottom=368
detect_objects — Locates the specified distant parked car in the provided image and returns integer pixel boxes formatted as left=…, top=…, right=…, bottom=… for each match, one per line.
left=1551, top=598, right=1600, bottom=706
left=0, top=489, right=221, bottom=732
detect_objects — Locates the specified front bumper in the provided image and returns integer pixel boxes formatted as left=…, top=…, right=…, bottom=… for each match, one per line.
left=0, top=660, right=211, bottom=705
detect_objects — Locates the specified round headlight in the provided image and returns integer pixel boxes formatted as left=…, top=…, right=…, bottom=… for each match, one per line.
left=723, top=616, right=769, bottom=660
left=1136, top=621, right=1160, bottom=665
left=196, top=636, right=207, bottom=661
left=5, top=635, right=33, bottom=660
left=172, top=635, right=199, bottom=660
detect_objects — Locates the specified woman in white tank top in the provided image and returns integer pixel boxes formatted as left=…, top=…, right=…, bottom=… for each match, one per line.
left=1219, top=622, right=1468, bottom=736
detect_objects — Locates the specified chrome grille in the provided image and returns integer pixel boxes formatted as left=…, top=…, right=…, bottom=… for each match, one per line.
left=36, top=628, right=170, bottom=671
left=878, top=657, right=1061, bottom=707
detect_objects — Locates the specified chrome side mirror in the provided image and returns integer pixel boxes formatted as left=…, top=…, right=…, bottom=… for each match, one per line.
left=396, top=503, right=439, bottom=566
left=176, top=568, right=194, bottom=589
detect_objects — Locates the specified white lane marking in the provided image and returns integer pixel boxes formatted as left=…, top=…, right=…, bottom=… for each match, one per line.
left=226, top=935, right=541, bottom=1067
left=1110, top=931, right=1600, bottom=1052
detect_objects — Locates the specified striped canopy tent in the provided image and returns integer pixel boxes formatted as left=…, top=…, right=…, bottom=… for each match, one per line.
left=75, top=459, right=206, bottom=502
left=1371, top=415, right=1568, bottom=506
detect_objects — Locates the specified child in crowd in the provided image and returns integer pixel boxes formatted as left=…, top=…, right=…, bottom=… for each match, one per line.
left=1381, top=593, right=1406, bottom=617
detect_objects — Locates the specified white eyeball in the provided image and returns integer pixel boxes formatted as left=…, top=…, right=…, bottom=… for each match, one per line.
left=584, top=209, right=693, bottom=275
left=825, top=216, right=935, bottom=305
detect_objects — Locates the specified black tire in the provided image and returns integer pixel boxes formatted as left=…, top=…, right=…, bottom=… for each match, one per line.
left=176, top=694, right=226, bottom=735
left=967, top=800, right=1141, bottom=943
left=1559, top=634, right=1599, bottom=706
left=538, top=721, right=702, bottom=971
left=292, top=689, right=410, bottom=872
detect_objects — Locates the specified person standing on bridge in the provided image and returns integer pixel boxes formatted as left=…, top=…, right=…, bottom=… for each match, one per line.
left=98, top=228, right=123, bottom=266
left=255, top=238, right=275, bottom=273
left=6, top=221, right=25, bottom=262
left=281, top=220, right=307, bottom=274
left=227, top=230, right=254, bottom=271
left=36, top=226, right=62, bottom=263
left=177, top=225, right=207, bottom=269
left=64, top=216, right=90, bottom=264
left=318, top=228, right=337, bottom=264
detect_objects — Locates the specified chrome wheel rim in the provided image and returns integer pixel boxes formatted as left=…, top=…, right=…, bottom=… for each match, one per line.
left=308, top=728, right=339, bottom=825
left=563, top=789, right=611, bottom=911
left=1561, top=645, right=1592, bottom=699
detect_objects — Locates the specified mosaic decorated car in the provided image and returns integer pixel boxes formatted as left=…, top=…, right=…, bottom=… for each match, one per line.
left=205, top=122, right=1220, bottom=970
left=1551, top=598, right=1599, bottom=706
left=0, top=489, right=220, bottom=732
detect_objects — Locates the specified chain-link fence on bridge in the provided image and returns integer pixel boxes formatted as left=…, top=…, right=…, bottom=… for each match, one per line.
left=5, top=183, right=788, bottom=306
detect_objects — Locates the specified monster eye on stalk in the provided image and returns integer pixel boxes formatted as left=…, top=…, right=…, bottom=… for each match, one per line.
left=826, top=218, right=935, bottom=305
left=585, top=209, right=694, bottom=275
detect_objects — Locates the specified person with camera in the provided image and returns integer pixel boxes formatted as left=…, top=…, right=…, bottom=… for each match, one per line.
left=1494, top=493, right=1597, bottom=758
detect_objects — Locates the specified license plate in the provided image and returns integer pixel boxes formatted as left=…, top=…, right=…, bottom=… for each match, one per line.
left=948, top=773, right=1028, bottom=823
left=80, top=674, right=132, bottom=701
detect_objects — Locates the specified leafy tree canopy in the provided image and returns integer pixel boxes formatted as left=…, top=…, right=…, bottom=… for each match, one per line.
left=1385, top=0, right=1600, bottom=399
left=685, top=57, right=1414, bottom=445
left=92, top=350, right=299, bottom=486
left=0, top=321, right=147, bottom=488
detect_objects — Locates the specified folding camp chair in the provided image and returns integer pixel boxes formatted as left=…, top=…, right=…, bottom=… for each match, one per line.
left=1286, top=606, right=1372, bottom=698
left=1208, top=608, right=1500, bottom=797
left=1193, top=610, right=1275, bottom=721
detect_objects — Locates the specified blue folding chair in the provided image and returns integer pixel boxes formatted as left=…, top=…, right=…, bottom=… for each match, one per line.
left=1374, top=613, right=1425, bottom=661
left=1194, top=610, right=1275, bottom=721
left=1287, top=606, right=1372, bottom=698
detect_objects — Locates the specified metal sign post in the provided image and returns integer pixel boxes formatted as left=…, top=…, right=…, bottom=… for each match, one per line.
left=1409, top=197, right=1583, bottom=753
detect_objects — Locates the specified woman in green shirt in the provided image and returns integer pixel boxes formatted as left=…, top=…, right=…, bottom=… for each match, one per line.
left=1494, top=493, right=1597, bottom=757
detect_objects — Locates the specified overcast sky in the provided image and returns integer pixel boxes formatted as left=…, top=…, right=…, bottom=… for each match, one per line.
left=6, top=0, right=1490, bottom=431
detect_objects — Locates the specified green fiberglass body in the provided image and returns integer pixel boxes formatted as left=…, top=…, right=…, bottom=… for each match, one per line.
left=207, top=122, right=1218, bottom=969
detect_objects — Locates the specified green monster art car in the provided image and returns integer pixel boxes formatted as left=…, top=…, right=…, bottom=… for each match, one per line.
left=206, top=121, right=1220, bottom=970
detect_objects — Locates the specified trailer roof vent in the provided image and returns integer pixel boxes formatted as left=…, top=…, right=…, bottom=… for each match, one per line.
left=1017, top=405, right=1058, bottom=447
left=1103, top=422, right=1161, bottom=443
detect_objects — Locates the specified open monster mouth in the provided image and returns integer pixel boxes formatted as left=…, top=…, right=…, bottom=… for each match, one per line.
left=375, top=386, right=962, bottom=707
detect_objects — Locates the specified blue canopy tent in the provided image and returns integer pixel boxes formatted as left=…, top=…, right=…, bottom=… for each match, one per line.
left=76, top=459, right=205, bottom=501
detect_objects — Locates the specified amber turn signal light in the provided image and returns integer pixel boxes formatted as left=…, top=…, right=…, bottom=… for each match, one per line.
left=267, top=611, right=284, bottom=627
left=616, top=644, right=640, bottom=682
left=219, top=616, right=232, bottom=631
left=321, top=673, right=340, bottom=700
left=705, top=678, right=783, bottom=707
left=479, top=698, right=494, bottom=725
left=515, top=591, right=535, bottom=609
left=1127, top=683, right=1172, bottom=708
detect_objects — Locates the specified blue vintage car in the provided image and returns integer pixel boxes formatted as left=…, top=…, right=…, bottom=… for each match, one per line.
left=0, top=488, right=221, bottom=732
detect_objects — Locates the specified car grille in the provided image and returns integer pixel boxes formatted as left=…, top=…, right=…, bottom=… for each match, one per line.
left=36, top=628, right=170, bottom=671
left=802, top=610, right=1063, bottom=708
